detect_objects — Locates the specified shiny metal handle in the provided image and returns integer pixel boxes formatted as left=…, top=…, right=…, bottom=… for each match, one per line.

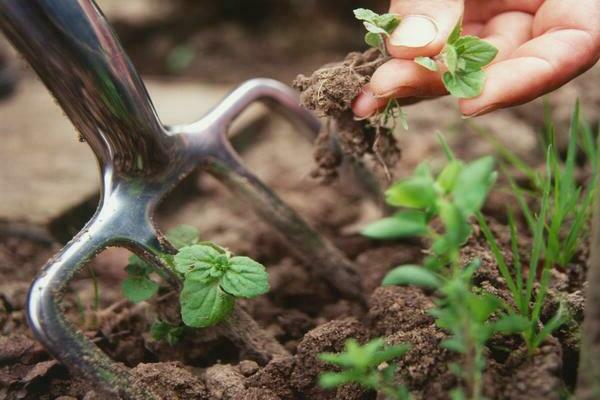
left=0, top=0, right=172, bottom=175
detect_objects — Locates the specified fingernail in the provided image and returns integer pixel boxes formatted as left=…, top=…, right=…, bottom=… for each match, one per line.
left=461, top=104, right=501, bottom=119
left=390, top=15, right=438, bottom=48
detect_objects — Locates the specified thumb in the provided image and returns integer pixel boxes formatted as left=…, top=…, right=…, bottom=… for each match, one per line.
left=387, top=0, right=464, bottom=59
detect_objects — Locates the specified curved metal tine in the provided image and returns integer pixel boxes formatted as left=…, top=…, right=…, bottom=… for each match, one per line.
left=180, top=79, right=363, bottom=300
left=181, top=78, right=384, bottom=205
left=27, top=195, right=170, bottom=400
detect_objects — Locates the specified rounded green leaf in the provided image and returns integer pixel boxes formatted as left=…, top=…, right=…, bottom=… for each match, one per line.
left=180, top=281, right=234, bottom=328
left=166, top=225, right=199, bottom=249
left=361, top=210, right=428, bottom=239
left=385, top=177, right=437, bottom=209
left=174, top=244, right=229, bottom=275
left=383, top=265, right=442, bottom=288
left=122, top=277, right=159, bottom=303
left=221, top=256, right=269, bottom=298
left=442, top=70, right=485, bottom=99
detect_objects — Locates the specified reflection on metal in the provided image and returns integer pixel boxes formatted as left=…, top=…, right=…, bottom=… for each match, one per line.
left=0, top=1, right=363, bottom=398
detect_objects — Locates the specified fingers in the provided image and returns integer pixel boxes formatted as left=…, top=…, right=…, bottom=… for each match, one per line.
left=351, top=61, right=446, bottom=118
left=460, top=30, right=600, bottom=117
left=386, top=0, right=464, bottom=59
left=353, top=11, right=533, bottom=118
left=464, top=0, right=543, bottom=23
left=461, top=0, right=600, bottom=116
left=478, top=12, right=533, bottom=62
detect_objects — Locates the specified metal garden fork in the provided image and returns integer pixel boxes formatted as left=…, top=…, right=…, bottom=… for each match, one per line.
left=0, top=0, right=369, bottom=398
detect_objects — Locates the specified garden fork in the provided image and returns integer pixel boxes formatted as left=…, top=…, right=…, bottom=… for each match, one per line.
left=0, top=0, right=371, bottom=398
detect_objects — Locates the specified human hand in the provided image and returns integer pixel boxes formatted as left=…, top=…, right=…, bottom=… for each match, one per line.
left=352, top=0, right=600, bottom=118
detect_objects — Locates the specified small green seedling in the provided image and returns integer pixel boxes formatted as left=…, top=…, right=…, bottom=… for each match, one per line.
left=174, top=243, right=269, bottom=328
left=122, top=224, right=200, bottom=304
left=354, top=9, right=498, bottom=100
left=354, top=8, right=401, bottom=56
left=364, top=137, right=530, bottom=399
left=150, top=320, right=184, bottom=346
left=319, top=338, right=411, bottom=400
left=121, top=224, right=269, bottom=329
left=415, top=23, right=498, bottom=98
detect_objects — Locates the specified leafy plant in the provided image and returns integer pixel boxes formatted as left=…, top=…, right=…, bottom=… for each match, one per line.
left=175, top=244, right=269, bottom=327
left=319, top=338, right=411, bottom=400
left=363, top=137, right=530, bottom=399
left=354, top=8, right=401, bottom=55
left=467, top=103, right=597, bottom=353
left=122, top=255, right=160, bottom=304
left=150, top=320, right=185, bottom=346
left=354, top=9, right=498, bottom=99
left=121, top=225, right=200, bottom=303
left=472, top=102, right=598, bottom=269
left=415, top=22, right=498, bottom=98
left=121, top=224, right=270, bottom=329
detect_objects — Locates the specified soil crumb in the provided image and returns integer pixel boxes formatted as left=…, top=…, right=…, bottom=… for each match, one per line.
left=131, top=362, right=208, bottom=400
left=293, top=49, right=401, bottom=181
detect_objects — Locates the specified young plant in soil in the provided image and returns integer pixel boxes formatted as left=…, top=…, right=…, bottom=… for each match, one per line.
left=319, top=338, right=412, bottom=400
left=121, top=224, right=287, bottom=363
left=474, top=103, right=598, bottom=353
left=294, top=9, right=497, bottom=180
left=361, top=138, right=528, bottom=399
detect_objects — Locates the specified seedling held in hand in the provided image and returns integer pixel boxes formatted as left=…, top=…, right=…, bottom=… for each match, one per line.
left=354, top=8, right=400, bottom=56
left=355, top=9, right=498, bottom=100
left=319, top=338, right=411, bottom=400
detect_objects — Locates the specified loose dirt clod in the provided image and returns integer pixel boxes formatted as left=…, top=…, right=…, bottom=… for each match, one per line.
left=131, top=362, right=208, bottom=400
left=293, top=49, right=401, bottom=180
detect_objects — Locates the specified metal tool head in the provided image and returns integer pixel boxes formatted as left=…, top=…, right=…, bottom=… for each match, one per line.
left=0, top=1, right=367, bottom=398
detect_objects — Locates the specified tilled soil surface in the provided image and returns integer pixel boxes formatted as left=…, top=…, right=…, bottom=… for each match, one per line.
left=0, top=124, right=586, bottom=400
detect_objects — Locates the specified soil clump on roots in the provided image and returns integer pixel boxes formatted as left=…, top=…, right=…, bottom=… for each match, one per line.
left=293, top=49, right=401, bottom=181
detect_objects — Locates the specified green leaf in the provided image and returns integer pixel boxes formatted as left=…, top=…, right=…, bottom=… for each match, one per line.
left=441, top=338, right=466, bottom=353
left=375, top=13, right=400, bottom=34
left=319, top=371, right=359, bottom=389
left=452, top=156, right=496, bottom=215
left=415, top=56, right=438, bottom=72
left=468, top=293, right=502, bottom=323
left=180, top=282, right=234, bottom=328
left=122, top=276, right=159, bottom=303
left=385, top=177, right=437, bottom=209
left=364, top=21, right=388, bottom=35
left=493, top=314, right=529, bottom=334
left=436, top=160, right=463, bottom=193
left=442, top=70, right=486, bottom=98
left=150, top=320, right=184, bottom=346
left=444, top=44, right=458, bottom=74
left=365, top=32, right=384, bottom=51
left=353, top=8, right=378, bottom=22
left=438, top=201, right=471, bottom=246
left=448, top=20, right=462, bottom=44
left=166, top=225, right=199, bottom=249
left=221, top=256, right=270, bottom=298
left=174, top=244, right=230, bottom=275
left=454, top=36, right=498, bottom=71
left=361, top=210, right=428, bottom=239
left=383, top=265, right=442, bottom=288
left=126, top=255, right=153, bottom=275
